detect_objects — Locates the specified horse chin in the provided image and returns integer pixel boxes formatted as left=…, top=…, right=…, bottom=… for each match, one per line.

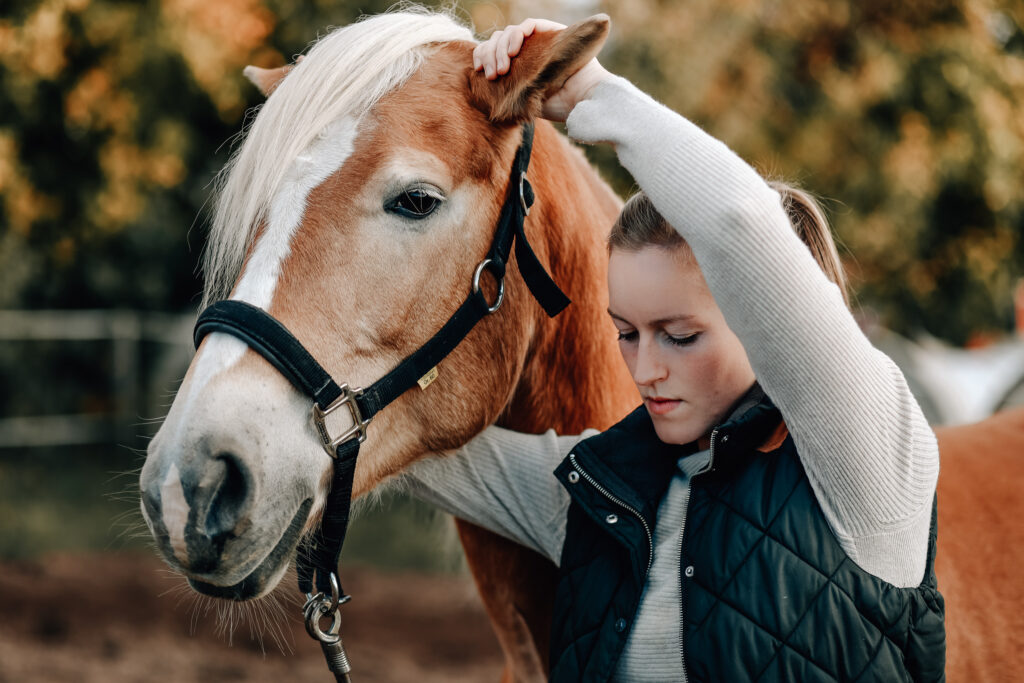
left=188, top=498, right=313, bottom=601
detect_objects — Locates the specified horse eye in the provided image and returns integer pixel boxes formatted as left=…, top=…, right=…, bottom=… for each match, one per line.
left=386, top=187, right=442, bottom=219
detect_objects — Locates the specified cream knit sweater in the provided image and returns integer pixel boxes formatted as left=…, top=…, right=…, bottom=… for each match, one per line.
left=404, top=75, right=939, bottom=681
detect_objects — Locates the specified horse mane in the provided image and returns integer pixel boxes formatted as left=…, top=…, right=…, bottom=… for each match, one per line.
left=201, top=9, right=475, bottom=307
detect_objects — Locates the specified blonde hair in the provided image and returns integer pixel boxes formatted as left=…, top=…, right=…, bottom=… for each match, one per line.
left=202, top=9, right=474, bottom=307
left=608, top=183, right=849, bottom=307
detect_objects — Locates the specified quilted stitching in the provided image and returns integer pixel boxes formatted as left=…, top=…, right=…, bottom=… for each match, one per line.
left=692, top=490, right=905, bottom=639
left=682, top=446, right=937, bottom=682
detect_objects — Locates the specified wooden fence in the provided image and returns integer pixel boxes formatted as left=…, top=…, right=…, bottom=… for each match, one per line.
left=0, top=310, right=193, bottom=449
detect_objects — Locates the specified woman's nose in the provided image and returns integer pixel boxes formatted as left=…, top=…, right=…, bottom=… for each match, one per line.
left=633, top=338, right=668, bottom=386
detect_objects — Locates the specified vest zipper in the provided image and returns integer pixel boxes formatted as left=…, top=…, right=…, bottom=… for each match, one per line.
left=569, top=452, right=654, bottom=576
left=679, top=428, right=718, bottom=683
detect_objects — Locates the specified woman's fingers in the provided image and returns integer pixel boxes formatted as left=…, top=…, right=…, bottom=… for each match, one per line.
left=472, top=33, right=494, bottom=73
left=518, top=18, right=538, bottom=37
left=474, top=18, right=570, bottom=80
left=494, top=27, right=514, bottom=74
left=503, top=27, right=526, bottom=69
left=483, top=30, right=503, bottom=78
left=525, top=18, right=567, bottom=34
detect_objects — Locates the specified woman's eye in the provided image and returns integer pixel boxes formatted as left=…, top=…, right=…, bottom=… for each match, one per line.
left=616, top=330, right=637, bottom=343
left=386, top=187, right=442, bottom=219
left=666, top=332, right=699, bottom=347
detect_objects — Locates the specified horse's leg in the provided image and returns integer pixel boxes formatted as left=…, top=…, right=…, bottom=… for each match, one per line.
left=934, top=408, right=1024, bottom=682
left=454, top=518, right=556, bottom=683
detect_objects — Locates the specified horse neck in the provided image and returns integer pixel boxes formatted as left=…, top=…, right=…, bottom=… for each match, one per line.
left=498, top=121, right=639, bottom=436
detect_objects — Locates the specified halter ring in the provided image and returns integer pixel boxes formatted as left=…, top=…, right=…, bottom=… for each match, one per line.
left=472, top=259, right=505, bottom=314
left=518, top=171, right=531, bottom=216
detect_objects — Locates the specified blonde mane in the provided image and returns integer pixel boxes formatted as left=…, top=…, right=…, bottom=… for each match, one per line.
left=202, top=10, right=475, bottom=307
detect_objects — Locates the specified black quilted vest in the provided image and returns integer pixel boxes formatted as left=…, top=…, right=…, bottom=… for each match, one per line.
left=549, top=397, right=945, bottom=682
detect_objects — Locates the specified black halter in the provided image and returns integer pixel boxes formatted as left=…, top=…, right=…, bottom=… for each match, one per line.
left=192, top=122, right=567, bottom=600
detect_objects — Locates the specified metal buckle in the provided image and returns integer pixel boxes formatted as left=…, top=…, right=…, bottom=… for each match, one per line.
left=311, top=384, right=370, bottom=458
left=518, top=171, right=531, bottom=216
left=472, top=259, right=505, bottom=314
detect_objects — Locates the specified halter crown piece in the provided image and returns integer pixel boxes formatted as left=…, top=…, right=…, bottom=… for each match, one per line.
left=193, top=123, right=568, bottom=681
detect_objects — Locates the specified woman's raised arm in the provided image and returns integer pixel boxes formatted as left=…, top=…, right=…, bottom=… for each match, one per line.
left=480, top=18, right=939, bottom=587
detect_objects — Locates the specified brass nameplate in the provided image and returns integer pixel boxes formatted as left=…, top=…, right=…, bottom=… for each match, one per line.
left=417, top=366, right=439, bottom=390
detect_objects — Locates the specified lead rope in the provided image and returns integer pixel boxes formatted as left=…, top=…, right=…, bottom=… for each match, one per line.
left=297, top=430, right=360, bottom=679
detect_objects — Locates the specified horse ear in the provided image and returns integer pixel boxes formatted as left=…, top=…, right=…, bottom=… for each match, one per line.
left=470, top=14, right=611, bottom=124
left=243, top=56, right=303, bottom=97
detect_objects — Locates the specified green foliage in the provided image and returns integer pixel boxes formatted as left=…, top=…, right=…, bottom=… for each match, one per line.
left=599, top=0, right=1024, bottom=344
left=1, top=0, right=1022, bottom=344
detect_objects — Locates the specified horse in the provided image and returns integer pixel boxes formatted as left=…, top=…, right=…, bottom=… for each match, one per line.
left=138, top=9, right=1023, bottom=681
left=934, top=408, right=1024, bottom=682
left=139, top=11, right=634, bottom=681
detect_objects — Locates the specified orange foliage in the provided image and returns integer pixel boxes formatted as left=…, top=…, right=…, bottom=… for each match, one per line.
left=160, top=0, right=277, bottom=119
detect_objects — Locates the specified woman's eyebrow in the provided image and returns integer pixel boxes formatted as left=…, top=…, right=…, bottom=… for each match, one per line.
left=652, top=314, right=697, bottom=326
left=606, top=310, right=696, bottom=326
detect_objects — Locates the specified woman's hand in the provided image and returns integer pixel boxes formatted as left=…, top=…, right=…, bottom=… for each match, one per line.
left=473, top=18, right=612, bottom=122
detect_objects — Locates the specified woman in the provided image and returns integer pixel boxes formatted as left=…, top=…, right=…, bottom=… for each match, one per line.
left=405, top=18, right=944, bottom=682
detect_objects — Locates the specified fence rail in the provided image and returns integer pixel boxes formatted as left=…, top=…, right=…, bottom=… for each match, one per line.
left=0, top=310, right=194, bottom=449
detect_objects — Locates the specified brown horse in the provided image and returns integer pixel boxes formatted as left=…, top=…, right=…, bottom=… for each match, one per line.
left=140, top=11, right=633, bottom=682
left=139, top=9, right=1020, bottom=681
left=934, top=409, right=1024, bottom=682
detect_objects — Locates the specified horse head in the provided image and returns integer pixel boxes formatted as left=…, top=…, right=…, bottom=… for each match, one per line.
left=139, top=11, right=624, bottom=602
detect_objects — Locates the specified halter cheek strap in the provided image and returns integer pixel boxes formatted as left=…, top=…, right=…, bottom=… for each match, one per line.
left=192, top=123, right=568, bottom=598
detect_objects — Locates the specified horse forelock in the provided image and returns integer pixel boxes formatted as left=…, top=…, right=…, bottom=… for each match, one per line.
left=202, top=9, right=475, bottom=308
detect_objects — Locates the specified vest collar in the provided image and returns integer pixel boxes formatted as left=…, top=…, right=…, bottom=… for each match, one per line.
left=564, top=407, right=686, bottom=522
left=706, top=385, right=785, bottom=474
left=561, top=385, right=785, bottom=514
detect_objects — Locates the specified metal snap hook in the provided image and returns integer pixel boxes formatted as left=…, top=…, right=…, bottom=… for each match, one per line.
left=304, top=571, right=342, bottom=616
left=304, top=599, right=343, bottom=643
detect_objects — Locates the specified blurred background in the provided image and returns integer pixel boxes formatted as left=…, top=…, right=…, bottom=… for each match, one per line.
left=1, top=0, right=1022, bottom=680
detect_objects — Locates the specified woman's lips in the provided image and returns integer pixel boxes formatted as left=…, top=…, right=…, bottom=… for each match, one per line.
left=644, top=397, right=681, bottom=416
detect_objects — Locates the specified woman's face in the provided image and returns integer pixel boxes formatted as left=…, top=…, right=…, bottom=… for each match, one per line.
left=607, top=245, right=756, bottom=446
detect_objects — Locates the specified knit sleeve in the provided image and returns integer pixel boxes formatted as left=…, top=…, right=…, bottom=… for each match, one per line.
left=401, top=425, right=593, bottom=566
left=566, top=75, right=939, bottom=587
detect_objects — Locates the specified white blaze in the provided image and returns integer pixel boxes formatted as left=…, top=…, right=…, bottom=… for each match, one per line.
left=186, top=117, right=359, bottom=405
left=161, top=463, right=190, bottom=563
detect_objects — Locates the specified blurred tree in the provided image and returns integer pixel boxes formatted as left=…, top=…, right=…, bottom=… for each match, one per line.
left=0, top=0, right=1021, bottom=346
left=0, top=0, right=275, bottom=310
left=598, top=0, right=1024, bottom=344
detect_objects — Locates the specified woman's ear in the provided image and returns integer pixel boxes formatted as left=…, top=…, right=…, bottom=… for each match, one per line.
left=469, top=14, right=610, bottom=124
left=243, top=56, right=303, bottom=97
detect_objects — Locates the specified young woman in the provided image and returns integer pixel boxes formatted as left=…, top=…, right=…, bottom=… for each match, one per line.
left=405, top=18, right=944, bottom=682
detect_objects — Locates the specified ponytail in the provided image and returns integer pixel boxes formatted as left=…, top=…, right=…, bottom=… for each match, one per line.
left=767, top=180, right=850, bottom=309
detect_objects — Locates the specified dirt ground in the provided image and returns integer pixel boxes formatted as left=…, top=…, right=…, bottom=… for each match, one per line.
left=0, top=552, right=504, bottom=682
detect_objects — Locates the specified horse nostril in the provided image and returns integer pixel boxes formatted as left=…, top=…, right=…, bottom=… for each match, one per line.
left=205, top=452, right=250, bottom=541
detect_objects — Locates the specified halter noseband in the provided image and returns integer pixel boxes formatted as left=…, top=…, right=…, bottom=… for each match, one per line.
left=192, top=122, right=567, bottom=679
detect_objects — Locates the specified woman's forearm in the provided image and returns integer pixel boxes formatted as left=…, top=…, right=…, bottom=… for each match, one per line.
left=402, top=426, right=589, bottom=565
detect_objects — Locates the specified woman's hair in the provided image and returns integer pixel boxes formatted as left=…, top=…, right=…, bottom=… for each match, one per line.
left=608, top=181, right=850, bottom=308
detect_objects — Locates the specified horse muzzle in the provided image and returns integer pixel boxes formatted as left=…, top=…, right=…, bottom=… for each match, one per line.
left=139, top=381, right=324, bottom=597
